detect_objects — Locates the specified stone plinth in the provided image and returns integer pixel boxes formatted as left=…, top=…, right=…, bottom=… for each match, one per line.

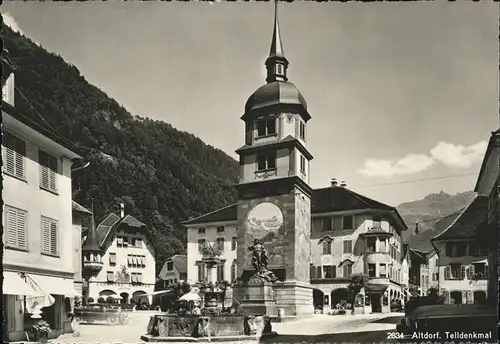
left=233, top=282, right=277, bottom=317
left=273, top=280, right=313, bottom=321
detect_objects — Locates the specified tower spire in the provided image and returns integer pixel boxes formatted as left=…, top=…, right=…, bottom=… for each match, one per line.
left=265, top=0, right=289, bottom=83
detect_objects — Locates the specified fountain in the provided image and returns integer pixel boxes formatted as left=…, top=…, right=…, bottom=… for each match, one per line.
left=141, top=242, right=278, bottom=342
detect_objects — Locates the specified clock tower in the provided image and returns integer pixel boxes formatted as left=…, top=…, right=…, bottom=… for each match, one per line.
left=235, top=0, right=314, bottom=318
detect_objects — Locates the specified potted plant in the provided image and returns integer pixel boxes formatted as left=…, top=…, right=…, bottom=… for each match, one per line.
left=28, top=319, right=51, bottom=343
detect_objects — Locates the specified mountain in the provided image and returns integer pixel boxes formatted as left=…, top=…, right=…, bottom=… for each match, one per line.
left=2, top=25, right=239, bottom=273
left=397, top=191, right=477, bottom=252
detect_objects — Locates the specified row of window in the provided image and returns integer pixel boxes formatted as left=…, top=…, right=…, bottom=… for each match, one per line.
left=256, top=151, right=307, bottom=175
left=444, top=263, right=488, bottom=280
left=321, top=238, right=352, bottom=255
left=310, top=263, right=353, bottom=279
left=445, top=242, right=487, bottom=257
left=116, top=236, right=143, bottom=248
left=197, top=261, right=237, bottom=283
left=4, top=205, right=59, bottom=256
left=313, top=215, right=389, bottom=232
left=3, top=131, right=59, bottom=193
left=367, top=263, right=400, bottom=281
left=106, top=271, right=143, bottom=283
left=198, top=226, right=225, bottom=235
left=255, top=117, right=306, bottom=141
left=198, top=238, right=237, bottom=252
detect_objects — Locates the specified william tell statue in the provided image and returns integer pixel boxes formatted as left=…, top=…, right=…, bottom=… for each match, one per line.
left=248, top=239, right=277, bottom=283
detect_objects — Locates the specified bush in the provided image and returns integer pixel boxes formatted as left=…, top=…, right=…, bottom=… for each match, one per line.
left=106, top=296, right=114, bottom=303
left=87, top=297, right=95, bottom=304
left=97, top=297, right=106, bottom=304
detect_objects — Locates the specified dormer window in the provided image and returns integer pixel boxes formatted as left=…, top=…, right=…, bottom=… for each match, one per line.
left=256, top=118, right=276, bottom=137
left=299, top=121, right=306, bottom=140
left=257, top=152, right=277, bottom=171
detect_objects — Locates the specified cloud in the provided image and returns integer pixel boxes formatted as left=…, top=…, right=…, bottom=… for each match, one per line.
left=2, top=12, right=25, bottom=35
left=358, top=140, right=487, bottom=178
left=430, top=141, right=488, bottom=168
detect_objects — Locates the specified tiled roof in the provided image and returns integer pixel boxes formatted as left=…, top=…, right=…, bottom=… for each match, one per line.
left=72, top=201, right=92, bottom=214
left=182, top=186, right=407, bottom=229
left=432, top=196, right=488, bottom=241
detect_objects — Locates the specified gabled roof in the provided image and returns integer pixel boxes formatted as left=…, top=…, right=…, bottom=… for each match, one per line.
left=182, top=186, right=407, bottom=230
left=160, top=255, right=187, bottom=277
left=474, top=129, right=500, bottom=193
left=95, top=213, right=147, bottom=249
left=432, top=196, right=488, bottom=241
left=72, top=201, right=92, bottom=215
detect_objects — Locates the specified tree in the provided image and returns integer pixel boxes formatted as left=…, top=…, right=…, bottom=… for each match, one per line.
left=172, top=281, right=192, bottom=299
left=106, top=296, right=114, bottom=304
left=97, top=297, right=106, bottom=304
left=347, top=273, right=369, bottom=313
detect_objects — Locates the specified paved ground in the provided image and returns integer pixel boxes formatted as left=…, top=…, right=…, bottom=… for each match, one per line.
left=49, top=311, right=404, bottom=343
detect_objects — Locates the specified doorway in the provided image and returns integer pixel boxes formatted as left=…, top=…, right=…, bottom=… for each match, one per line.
left=120, top=292, right=129, bottom=304
left=370, top=293, right=382, bottom=313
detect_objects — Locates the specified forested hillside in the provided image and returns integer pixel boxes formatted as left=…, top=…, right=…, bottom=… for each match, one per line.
left=2, top=25, right=239, bottom=272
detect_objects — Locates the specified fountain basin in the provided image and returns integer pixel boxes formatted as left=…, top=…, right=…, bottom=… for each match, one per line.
left=141, top=314, right=277, bottom=342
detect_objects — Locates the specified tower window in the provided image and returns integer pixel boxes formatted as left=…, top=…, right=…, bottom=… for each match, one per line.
left=300, top=155, right=306, bottom=174
left=257, top=152, right=277, bottom=171
left=299, top=121, right=306, bottom=140
left=257, top=118, right=277, bottom=137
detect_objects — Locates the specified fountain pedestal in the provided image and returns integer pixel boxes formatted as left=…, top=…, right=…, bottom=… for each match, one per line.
left=233, top=280, right=277, bottom=317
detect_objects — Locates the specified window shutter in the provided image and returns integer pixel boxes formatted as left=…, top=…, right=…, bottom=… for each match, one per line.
left=49, top=169, right=57, bottom=192
left=138, top=274, right=143, bottom=283
left=15, top=139, right=25, bottom=179
left=484, top=265, right=489, bottom=279
left=468, top=265, right=475, bottom=279
left=460, top=265, right=466, bottom=279
left=50, top=221, right=58, bottom=255
left=17, top=210, right=28, bottom=249
left=6, top=207, right=18, bottom=247
left=41, top=218, right=51, bottom=254
left=444, top=266, right=451, bottom=279
left=40, top=165, right=49, bottom=189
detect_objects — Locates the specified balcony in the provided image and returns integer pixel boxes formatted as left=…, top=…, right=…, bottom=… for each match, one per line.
left=365, top=251, right=391, bottom=264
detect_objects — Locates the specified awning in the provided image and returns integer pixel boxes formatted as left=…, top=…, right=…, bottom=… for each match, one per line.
left=144, top=290, right=173, bottom=296
left=27, top=274, right=78, bottom=296
left=3, top=271, right=42, bottom=296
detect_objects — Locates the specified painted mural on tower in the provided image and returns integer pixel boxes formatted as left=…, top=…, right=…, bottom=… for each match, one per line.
left=244, top=202, right=285, bottom=268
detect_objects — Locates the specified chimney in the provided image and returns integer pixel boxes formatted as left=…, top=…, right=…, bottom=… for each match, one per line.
left=340, top=181, right=347, bottom=188
left=120, top=203, right=125, bottom=218
left=331, top=178, right=338, bottom=187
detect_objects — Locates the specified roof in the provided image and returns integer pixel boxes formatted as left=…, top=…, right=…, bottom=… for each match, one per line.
left=244, top=81, right=308, bottom=115
left=82, top=214, right=101, bottom=253
left=474, top=129, right=500, bottom=193
left=95, top=213, right=147, bottom=249
left=182, top=186, right=408, bottom=230
left=160, top=255, right=187, bottom=277
left=432, top=196, right=488, bottom=241
left=235, top=135, right=313, bottom=160
left=72, top=201, right=92, bottom=215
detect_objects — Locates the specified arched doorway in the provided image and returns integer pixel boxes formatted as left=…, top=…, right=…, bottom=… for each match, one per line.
left=120, top=292, right=129, bottom=304
left=450, top=291, right=462, bottom=304
left=474, top=291, right=486, bottom=304
left=313, top=289, right=324, bottom=310
left=132, top=290, right=147, bottom=304
left=331, top=288, right=349, bottom=309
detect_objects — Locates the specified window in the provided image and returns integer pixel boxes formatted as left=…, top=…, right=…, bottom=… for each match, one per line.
left=198, top=227, right=206, bottom=235
left=342, top=216, right=354, bottom=230
left=378, top=240, right=386, bottom=253
left=217, top=226, right=225, bottom=233
left=372, top=215, right=381, bottom=228
left=116, top=237, right=124, bottom=247
left=379, top=264, right=387, bottom=278
left=131, top=273, right=143, bottom=284
left=3, top=131, right=26, bottom=180
left=432, top=273, right=437, bottom=281
left=322, top=217, right=333, bottom=231
left=217, top=262, right=225, bottom=281
left=323, top=265, right=336, bottom=278
left=231, top=261, right=237, bottom=282
left=456, top=243, right=466, bottom=257
left=367, top=237, right=376, bottom=253
left=257, top=118, right=276, bottom=137
left=312, top=217, right=322, bottom=231
left=39, top=150, right=58, bottom=193
left=299, top=121, right=306, bottom=140
left=109, top=253, right=117, bottom=266
left=167, top=261, right=174, bottom=271
left=470, top=263, right=487, bottom=280
left=216, top=238, right=225, bottom=250
left=198, top=264, right=206, bottom=282
left=122, top=236, right=129, bottom=247
left=107, top=271, right=115, bottom=282
left=343, top=240, right=353, bottom=254
left=368, top=264, right=376, bottom=278
left=4, top=205, right=28, bottom=250
left=41, top=216, right=58, bottom=256
left=232, top=237, right=237, bottom=251
left=322, top=239, right=332, bottom=254
left=446, top=264, right=464, bottom=280
left=343, top=263, right=352, bottom=278
left=257, top=152, right=277, bottom=171
left=332, top=216, right=342, bottom=229
left=198, top=239, right=206, bottom=252
left=300, top=155, right=306, bottom=174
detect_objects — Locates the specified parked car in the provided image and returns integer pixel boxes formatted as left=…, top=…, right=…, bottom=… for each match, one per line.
left=397, top=304, right=497, bottom=338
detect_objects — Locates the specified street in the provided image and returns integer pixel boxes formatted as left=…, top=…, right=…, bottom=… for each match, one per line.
left=49, top=311, right=404, bottom=343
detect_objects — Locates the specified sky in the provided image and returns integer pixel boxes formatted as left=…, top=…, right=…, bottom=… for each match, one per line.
left=2, top=1, right=499, bottom=206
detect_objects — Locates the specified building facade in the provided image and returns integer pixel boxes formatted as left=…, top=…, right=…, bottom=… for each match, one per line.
left=159, top=254, right=188, bottom=288
left=2, top=51, right=82, bottom=341
left=474, top=129, right=499, bottom=303
left=431, top=196, right=489, bottom=305
left=72, top=201, right=92, bottom=298
left=84, top=210, right=156, bottom=304
left=427, top=250, right=439, bottom=291
left=407, top=248, right=429, bottom=296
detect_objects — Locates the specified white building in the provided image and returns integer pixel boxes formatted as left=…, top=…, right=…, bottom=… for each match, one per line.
left=431, top=196, right=489, bottom=304
left=159, top=255, right=188, bottom=288
left=2, top=50, right=82, bottom=341
left=83, top=209, right=156, bottom=304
